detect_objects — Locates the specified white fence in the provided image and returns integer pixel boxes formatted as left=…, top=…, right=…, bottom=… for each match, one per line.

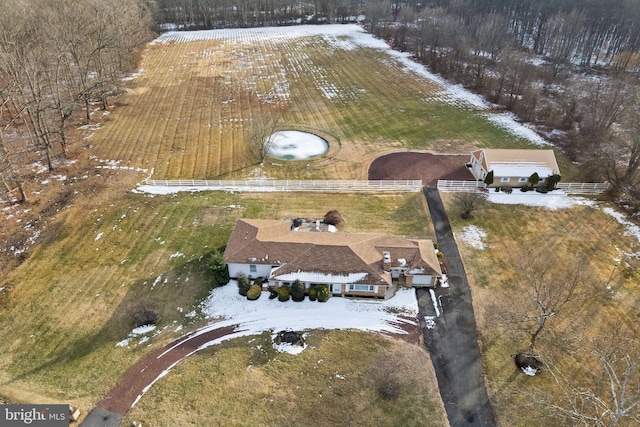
left=556, top=182, right=609, bottom=194
left=437, top=179, right=609, bottom=195
left=436, top=180, right=486, bottom=192
left=141, top=179, right=423, bottom=193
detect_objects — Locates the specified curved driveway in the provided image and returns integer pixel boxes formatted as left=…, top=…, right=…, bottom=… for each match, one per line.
left=421, top=187, right=497, bottom=426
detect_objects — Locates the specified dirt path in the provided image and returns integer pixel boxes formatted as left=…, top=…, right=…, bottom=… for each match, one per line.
left=94, top=324, right=238, bottom=417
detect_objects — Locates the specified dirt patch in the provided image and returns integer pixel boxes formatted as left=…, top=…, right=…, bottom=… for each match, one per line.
left=368, top=152, right=475, bottom=186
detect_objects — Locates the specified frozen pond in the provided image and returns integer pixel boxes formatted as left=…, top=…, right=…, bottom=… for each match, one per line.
left=265, top=130, right=328, bottom=160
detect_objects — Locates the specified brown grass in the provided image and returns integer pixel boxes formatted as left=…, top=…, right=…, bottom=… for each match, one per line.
left=86, top=28, right=536, bottom=181
left=444, top=193, right=640, bottom=425
left=0, top=25, right=628, bottom=426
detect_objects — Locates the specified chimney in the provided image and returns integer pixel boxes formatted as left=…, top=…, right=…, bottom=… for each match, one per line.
left=382, top=251, right=391, bottom=271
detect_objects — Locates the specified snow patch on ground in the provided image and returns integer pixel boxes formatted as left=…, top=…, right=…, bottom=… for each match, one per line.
left=271, top=332, right=308, bottom=355
left=458, top=225, right=488, bottom=250
left=487, top=191, right=596, bottom=210
left=266, top=130, right=328, bottom=160
left=602, top=206, right=640, bottom=242
left=132, top=325, right=157, bottom=335
left=200, top=282, right=418, bottom=336
left=116, top=325, right=158, bottom=348
left=127, top=285, right=418, bottom=407
left=483, top=112, right=551, bottom=146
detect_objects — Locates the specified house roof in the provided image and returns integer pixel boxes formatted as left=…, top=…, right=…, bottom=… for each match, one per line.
left=472, top=148, right=560, bottom=178
left=224, top=219, right=442, bottom=284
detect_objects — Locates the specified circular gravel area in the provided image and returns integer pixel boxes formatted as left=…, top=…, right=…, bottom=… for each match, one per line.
left=368, top=152, right=475, bottom=185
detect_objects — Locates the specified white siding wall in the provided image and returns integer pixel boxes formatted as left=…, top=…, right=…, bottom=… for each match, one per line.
left=228, top=263, right=273, bottom=279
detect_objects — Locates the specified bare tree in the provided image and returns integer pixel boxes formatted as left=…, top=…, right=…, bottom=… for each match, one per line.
left=0, top=0, right=153, bottom=179
left=545, top=335, right=640, bottom=426
left=452, top=191, right=487, bottom=219
left=513, top=247, right=592, bottom=354
left=592, top=89, right=640, bottom=208
left=247, top=115, right=282, bottom=165
left=579, top=78, right=626, bottom=138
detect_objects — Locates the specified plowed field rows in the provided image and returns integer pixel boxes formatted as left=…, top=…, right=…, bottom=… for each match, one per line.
left=89, top=25, right=523, bottom=180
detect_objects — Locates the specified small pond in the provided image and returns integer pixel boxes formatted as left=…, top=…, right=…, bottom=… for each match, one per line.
left=265, top=130, right=329, bottom=160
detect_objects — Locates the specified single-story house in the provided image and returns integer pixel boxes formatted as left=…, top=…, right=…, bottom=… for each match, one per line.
left=469, top=148, right=560, bottom=188
left=223, top=218, right=442, bottom=299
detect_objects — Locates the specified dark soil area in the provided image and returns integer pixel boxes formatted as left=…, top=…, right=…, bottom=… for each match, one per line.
left=368, top=152, right=475, bottom=186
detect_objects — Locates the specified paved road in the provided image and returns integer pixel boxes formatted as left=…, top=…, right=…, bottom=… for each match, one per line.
left=421, top=187, right=497, bottom=427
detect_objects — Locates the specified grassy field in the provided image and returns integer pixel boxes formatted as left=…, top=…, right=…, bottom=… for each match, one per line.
left=1, top=24, right=636, bottom=426
left=0, top=186, right=439, bottom=422
left=87, top=26, right=540, bottom=180
left=123, top=330, right=447, bottom=427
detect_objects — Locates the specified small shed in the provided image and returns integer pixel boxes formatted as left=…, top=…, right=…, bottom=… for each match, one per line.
left=469, top=148, right=560, bottom=188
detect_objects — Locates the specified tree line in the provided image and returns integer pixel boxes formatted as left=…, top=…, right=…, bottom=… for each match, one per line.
left=154, top=0, right=365, bottom=29
left=362, top=0, right=640, bottom=211
left=0, top=0, right=154, bottom=202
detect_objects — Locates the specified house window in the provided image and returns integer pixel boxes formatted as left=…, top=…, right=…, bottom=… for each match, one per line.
left=249, top=265, right=257, bottom=273
left=518, top=177, right=527, bottom=183
left=348, top=284, right=375, bottom=292
left=500, top=177, right=510, bottom=183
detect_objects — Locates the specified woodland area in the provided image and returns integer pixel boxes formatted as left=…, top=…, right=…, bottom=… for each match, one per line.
left=0, top=0, right=154, bottom=203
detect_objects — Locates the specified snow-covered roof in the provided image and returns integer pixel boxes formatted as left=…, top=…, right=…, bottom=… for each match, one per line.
left=472, top=148, right=560, bottom=178
left=490, top=162, right=555, bottom=178
left=271, top=270, right=368, bottom=284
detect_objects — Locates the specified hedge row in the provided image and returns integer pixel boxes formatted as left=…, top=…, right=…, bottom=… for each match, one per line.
left=237, top=277, right=330, bottom=302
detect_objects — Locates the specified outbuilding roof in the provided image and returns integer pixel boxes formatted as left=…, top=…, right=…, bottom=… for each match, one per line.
left=472, top=148, right=560, bottom=178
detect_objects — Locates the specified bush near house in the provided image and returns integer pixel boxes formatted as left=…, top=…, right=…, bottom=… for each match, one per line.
left=545, top=173, right=562, bottom=190
left=308, top=285, right=318, bottom=301
left=324, top=210, right=345, bottom=228
left=291, top=279, right=305, bottom=302
left=247, top=284, right=262, bottom=300
left=237, top=275, right=251, bottom=296
left=209, top=249, right=230, bottom=286
left=278, top=285, right=291, bottom=302
left=317, top=285, right=330, bottom=302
